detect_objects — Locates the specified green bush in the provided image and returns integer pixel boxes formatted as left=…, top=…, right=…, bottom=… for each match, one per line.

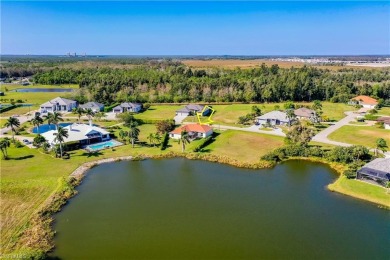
left=343, top=170, right=356, bottom=179
left=193, top=136, right=213, bottom=152
left=160, top=133, right=169, bottom=150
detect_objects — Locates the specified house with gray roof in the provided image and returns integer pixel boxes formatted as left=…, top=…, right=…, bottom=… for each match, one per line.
left=176, top=104, right=209, bottom=116
left=357, top=158, right=390, bottom=187
left=256, top=111, right=293, bottom=126
left=112, top=102, right=142, bottom=114
left=294, top=107, right=318, bottom=122
left=40, top=97, right=77, bottom=115
left=80, top=102, right=104, bottom=112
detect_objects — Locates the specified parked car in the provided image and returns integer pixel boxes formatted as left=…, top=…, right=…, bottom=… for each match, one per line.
left=22, top=139, right=30, bottom=144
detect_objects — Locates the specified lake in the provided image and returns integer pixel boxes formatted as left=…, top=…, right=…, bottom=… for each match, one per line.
left=51, top=159, right=389, bottom=259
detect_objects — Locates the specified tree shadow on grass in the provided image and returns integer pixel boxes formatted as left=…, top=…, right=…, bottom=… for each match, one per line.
left=80, top=151, right=104, bottom=158
left=11, top=154, right=35, bottom=160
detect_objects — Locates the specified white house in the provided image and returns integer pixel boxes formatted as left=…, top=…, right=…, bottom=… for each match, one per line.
left=112, top=102, right=142, bottom=113
left=169, top=124, right=213, bottom=140
left=256, top=111, right=293, bottom=126
left=79, top=102, right=104, bottom=112
left=42, top=123, right=110, bottom=147
left=349, top=95, right=378, bottom=109
left=40, top=97, right=77, bottom=115
left=175, top=104, right=209, bottom=117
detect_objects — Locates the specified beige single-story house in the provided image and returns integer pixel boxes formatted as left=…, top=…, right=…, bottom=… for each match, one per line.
left=169, top=124, right=213, bottom=140
left=294, top=107, right=318, bottom=122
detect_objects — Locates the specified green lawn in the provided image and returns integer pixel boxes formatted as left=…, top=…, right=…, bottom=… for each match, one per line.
left=135, top=105, right=182, bottom=121
left=0, top=84, right=79, bottom=92
left=328, top=176, right=390, bottom=207
left=328, top=125, right=390, bottom=148
left=207, top=130, right=285, bottom=163
left=377, top=107, right=390, bottom=116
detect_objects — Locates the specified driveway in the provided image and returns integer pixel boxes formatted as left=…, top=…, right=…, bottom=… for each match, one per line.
left=0, top=115, right=32, bottom=135
left=174, top=114, right=188, bottom=124
left=312, top=112, right=357, bottom=147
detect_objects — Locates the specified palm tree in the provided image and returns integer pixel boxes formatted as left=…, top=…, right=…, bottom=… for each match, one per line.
left=5, top=117, right=20, bottom=142
left=128, top=121, right=140, bottom=148
left=285, top=109, right=296, bottom=126
left=46, top=112, right=63, bottom=130
left=85, top=108, right=95, bottom=126
left=375, top=138, right=388, bottom=156
left=118, top=129, right=128, bottom=143
left=148, top=133, right=156, bottom=146
left=154, top=133, right=162, bottom=146
left=0, top=138, right=11, bottom=159
left=31, top=114, right=44, bottom=134
left=94, top=112, right=106, bottom=122
left=53, top=126, right=69, bottom=158
left=178, top=130, right=191, bottom=152
left=73, top=107, right=84, bottom=123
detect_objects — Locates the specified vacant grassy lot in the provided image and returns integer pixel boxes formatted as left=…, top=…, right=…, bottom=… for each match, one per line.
left=207, top=130, right=285, bottom=163
left=328, top=125, right=390, bottom=148
left=377, top=107, right=390, bottom=116
left=328, top=176, right=390, bottom=207
left=135, top=105, right=182, bottom=121
left=0, top=84, right=79, bottom=92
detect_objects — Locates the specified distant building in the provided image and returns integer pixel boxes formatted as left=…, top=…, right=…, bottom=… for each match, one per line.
left=176, top=104, right=209, bottom=117
left=256, top=111, right=293, bottom=126
left=40, top=97, right=77, bottom=114
left=79, top=102, right=104, bottom=112
left=294, top=107, right=318, bottom=122
left=112, top=102, right=142, bottom=114
left=377, top=117, right=390, bottom=130
left=42, top=123, right=110, bottom=148
left=357, top=158, right=390, bottom=187
left=349, top=95, right=378, bottom=109
left=169, top=124, right=213, bottom=139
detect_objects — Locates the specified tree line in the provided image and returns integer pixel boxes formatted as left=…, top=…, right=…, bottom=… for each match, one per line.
left=15, top=63, right=390, bottom=104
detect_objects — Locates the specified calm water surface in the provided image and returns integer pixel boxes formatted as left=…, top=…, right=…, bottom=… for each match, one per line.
left=12, top=88, right=74, bottom=92
left=51, top=159, right=389, bottom=259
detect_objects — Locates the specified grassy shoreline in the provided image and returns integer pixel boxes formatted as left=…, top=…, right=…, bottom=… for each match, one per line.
left=2, top=145, right=390, bottom=258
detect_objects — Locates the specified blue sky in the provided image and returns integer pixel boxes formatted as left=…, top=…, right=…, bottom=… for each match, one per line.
left=1, top=1, right=389, bottom=55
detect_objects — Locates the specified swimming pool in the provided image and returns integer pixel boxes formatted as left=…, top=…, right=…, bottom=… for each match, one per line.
left=32, top=123, right=73, bottom=133
left=85, top=140, right=122, bottom=151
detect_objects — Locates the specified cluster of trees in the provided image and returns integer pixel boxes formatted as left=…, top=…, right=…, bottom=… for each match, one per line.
left=238, top=105, right=262, bottom=125
left=29, top=64, right=390, bottom=105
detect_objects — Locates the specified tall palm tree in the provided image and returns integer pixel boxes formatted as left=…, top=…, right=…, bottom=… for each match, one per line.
left=54, top=126, right=69, bottom=158
left=128, top=121, right=140, bottom=148
left=5, top=117, right=20, bottom=142
left=178, top=130, right=191, bottom=152
left=285, top=109, right=296, bottom=126
left=46, top=112, right=63, bottom=130
left=31, top=114, right=44, bottom=134
left=85, top=108, right=95, bottom=126
left=0, top=137, right=11, bottom=159
left=73, top=107, right=84, bottom=123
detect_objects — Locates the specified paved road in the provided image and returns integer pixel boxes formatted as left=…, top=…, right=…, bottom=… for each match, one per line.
left=211, top=124, right=286, bottom=137
left=312, top=112, right=357, bottom=147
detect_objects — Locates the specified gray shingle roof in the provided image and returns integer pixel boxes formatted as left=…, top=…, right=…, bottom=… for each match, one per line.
left=360, top=158, right=390, bottom=174
left=41, top=97, right=77, bottom=107
left=294, top=107, right=316, bottom=118
left=256, top=111, right=289, bottom=122
left=79, top=102, right=104, bottom=109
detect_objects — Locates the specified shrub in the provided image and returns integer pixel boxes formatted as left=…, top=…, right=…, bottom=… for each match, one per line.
left=343, top=170, right=356, bottom=179
left=193, top=136, right=213, bottom=152
left=160, top=133, right=169, bottom=150
left=14, top=140, right=24, bottom=148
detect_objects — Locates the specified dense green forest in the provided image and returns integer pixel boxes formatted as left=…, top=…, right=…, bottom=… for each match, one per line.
left=2, top=60, right=390, bottom=104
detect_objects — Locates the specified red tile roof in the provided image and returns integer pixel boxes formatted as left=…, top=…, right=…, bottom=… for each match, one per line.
left=170, top=124, right=212, bottom=134
left=351, top=95, right=378, bottom=105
